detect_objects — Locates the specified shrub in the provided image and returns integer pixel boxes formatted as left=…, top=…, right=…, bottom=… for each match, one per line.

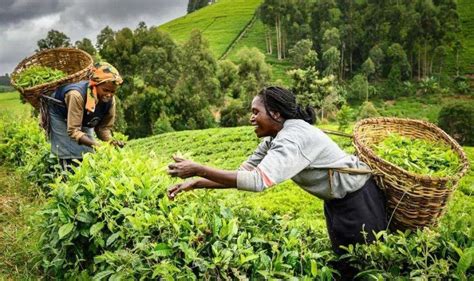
left=336, top=104, right=354, bottom=132
left=438, top=101, right=474, bottom=146
left=357, top=101, right=380, bottom=120
left=220, top=99, right=249, bottom=127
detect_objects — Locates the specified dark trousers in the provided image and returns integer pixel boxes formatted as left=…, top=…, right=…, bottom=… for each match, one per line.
left=324, top=177, right=388, bottom=279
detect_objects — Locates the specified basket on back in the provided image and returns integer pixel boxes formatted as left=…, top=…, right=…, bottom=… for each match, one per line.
left=353, top=117, right=470, bottom=230
left=10, top=48, right=93, bottom=109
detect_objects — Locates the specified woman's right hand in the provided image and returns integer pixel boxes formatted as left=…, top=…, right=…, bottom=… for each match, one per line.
left=167, top=179, right=198, bottom=200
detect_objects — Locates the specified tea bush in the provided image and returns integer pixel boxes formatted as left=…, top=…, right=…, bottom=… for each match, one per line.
left=0, top=112, right=61, bottom=188
left=1, top=114, right=471, bottom=278
left=39, top=146, right=337, bottom=279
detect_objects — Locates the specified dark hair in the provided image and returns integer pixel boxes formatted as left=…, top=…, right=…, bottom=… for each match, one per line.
left=258, top=86, right=316, bottom=125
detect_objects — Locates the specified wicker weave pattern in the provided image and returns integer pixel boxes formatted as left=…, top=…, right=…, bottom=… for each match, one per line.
left=353, top=117, right=470, bottom=230
left=11, top=48, right=93, bottom=109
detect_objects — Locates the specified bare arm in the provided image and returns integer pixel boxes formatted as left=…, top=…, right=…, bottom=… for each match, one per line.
left=167, top=156, right=237, bottom=199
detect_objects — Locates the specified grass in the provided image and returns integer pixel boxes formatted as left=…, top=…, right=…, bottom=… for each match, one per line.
left=159, top=0, right=262, bottom=58
left=0, top=167, right=44, bottom=279
left=0, top=91, right=29, bottom=116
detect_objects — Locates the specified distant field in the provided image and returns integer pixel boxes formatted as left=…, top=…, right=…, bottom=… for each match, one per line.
left=159, top=0, right=262, bottom=58
left=0, top=91, right=28, bottom=115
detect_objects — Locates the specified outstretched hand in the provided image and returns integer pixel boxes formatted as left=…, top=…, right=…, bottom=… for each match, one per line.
left=167, top=180, right=197, bottom=200
left=110, top=140, right=126, bottom=148
left=167, top=156, right=202, bottom=179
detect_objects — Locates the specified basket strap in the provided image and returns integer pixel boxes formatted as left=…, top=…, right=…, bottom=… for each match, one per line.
left=326, top=167, right=378, bottom=196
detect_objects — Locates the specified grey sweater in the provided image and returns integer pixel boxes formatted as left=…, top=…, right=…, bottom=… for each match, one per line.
left=236, top=119, right=371, bottom=200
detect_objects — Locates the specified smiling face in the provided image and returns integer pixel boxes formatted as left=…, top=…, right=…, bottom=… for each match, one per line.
left=250, top=96, right=283, bottom=138
left=96, top=81, right=117, bottom=103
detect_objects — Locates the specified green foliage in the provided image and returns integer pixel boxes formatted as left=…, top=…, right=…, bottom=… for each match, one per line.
left=357, top=101, right=379, bottom=120
left=171, top=30, right=221, bottom=130
left=417, top=76, right=444, bottom=95
left=336, top=104, right=354, bottom=132
left=234, top=47, right=271, bottom=103
left=187, top=0, right=209, bottom=14
left=217, top=60, right=239, bottom=93
left=361, top=58, right=375, bottom=78
left=74, top=38, right=96, bottom=56
left=36, top=29, right=71, bottom=51
left=348, top=74, right=369, bottom=102
left=288, top=39, right=317, bottom=69
left=12, top=66, right=66, bottom=88
left=0, top=112, right=61, bottom=189
left=438, top=101, right=474, bottom=146
left=220, top=99, right=250, bottom=127
left=38, top=145, right=337, bottom=279
left=373, top=133, right=462, bottom=177
left=153, top=112, right=174, bottom=135
left=289, top=68, right=343, bottom=120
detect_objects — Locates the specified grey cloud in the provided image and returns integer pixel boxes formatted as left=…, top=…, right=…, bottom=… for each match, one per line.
left=0, top=0, right=187, bottom=74
left=0, top=0, right=67, bottom=25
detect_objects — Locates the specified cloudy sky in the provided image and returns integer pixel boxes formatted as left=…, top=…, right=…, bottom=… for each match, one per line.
left=0, top=0, right=188, bottom=75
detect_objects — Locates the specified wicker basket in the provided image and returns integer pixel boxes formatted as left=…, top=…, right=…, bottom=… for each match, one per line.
left=353, top=117, right=470, bottom=230
left=10, top=48, right=93, bottom=109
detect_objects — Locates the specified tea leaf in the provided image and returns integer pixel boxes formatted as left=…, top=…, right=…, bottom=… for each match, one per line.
left=58, top=223, right=74, bottom=239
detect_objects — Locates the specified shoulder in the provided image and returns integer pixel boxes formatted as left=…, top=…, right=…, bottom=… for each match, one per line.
left=65, top=90, right=84, bottom=103
left=277, top=120, right=324, bottom=143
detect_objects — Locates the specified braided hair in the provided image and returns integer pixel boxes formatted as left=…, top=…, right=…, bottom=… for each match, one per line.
left=258, top=86, right=316, bottom=125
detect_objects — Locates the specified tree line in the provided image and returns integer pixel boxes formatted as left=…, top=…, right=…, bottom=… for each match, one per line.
left=35, top=23, right=271, bottom=138
left=260, top=0, right=461, bottom=80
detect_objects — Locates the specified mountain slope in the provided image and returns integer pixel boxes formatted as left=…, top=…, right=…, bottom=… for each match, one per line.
left=159, top=0, right=263, bottom=58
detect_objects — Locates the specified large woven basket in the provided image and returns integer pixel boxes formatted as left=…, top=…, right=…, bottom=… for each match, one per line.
left=10, top=48, right=93, bottom=109
left=353, top=117, right=470, bottom=230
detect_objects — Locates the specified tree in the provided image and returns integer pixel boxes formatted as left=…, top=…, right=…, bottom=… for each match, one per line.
left=96, top=26, right=115, bottom=52
left=361, top=57, right=375, bottom=79
left=288, top=66, right=341, bottom=120
left=288, top=39, right=318, bottom=69
left=369, top=45, right=384, bottom=79
left=171, top=30, right=221, bottom=130
left=387, top=43, right=411, bottom=81
left=187, top=0, right=209, bottom=13
left=234, top=47, right=272, bottom=104
left=217, top=60, right=238, bottom=93
left=75, top=38, right=96, bottom=56
left=322, top=46, right=340, bottom=77
left=37, top=29, right=71, bottom=51
left=260, top=0, right=288, bottom=60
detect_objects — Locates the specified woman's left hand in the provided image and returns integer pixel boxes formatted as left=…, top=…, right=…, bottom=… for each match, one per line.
left=167, top=156, right=202, bottom=179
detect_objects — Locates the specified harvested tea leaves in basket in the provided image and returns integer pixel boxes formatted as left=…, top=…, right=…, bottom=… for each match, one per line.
left=14, top=65, right=67, bottom=88
left=372, top=133, right=461, bottom=177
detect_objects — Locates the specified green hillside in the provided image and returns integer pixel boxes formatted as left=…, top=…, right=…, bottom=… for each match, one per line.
left=159, top=0, right=262, bottom=58
left=458, top=0, right=474, bottom=75
left=160, top=0, right=473, bottom=81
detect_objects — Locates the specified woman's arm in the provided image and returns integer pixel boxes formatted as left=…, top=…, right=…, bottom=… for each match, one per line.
left=167, top=176, right=232, bottom=200
left=167, top=156, right=237, bottom=187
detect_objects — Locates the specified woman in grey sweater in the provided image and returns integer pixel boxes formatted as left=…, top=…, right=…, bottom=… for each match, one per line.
left=167, top=86, right=387, bottom=276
